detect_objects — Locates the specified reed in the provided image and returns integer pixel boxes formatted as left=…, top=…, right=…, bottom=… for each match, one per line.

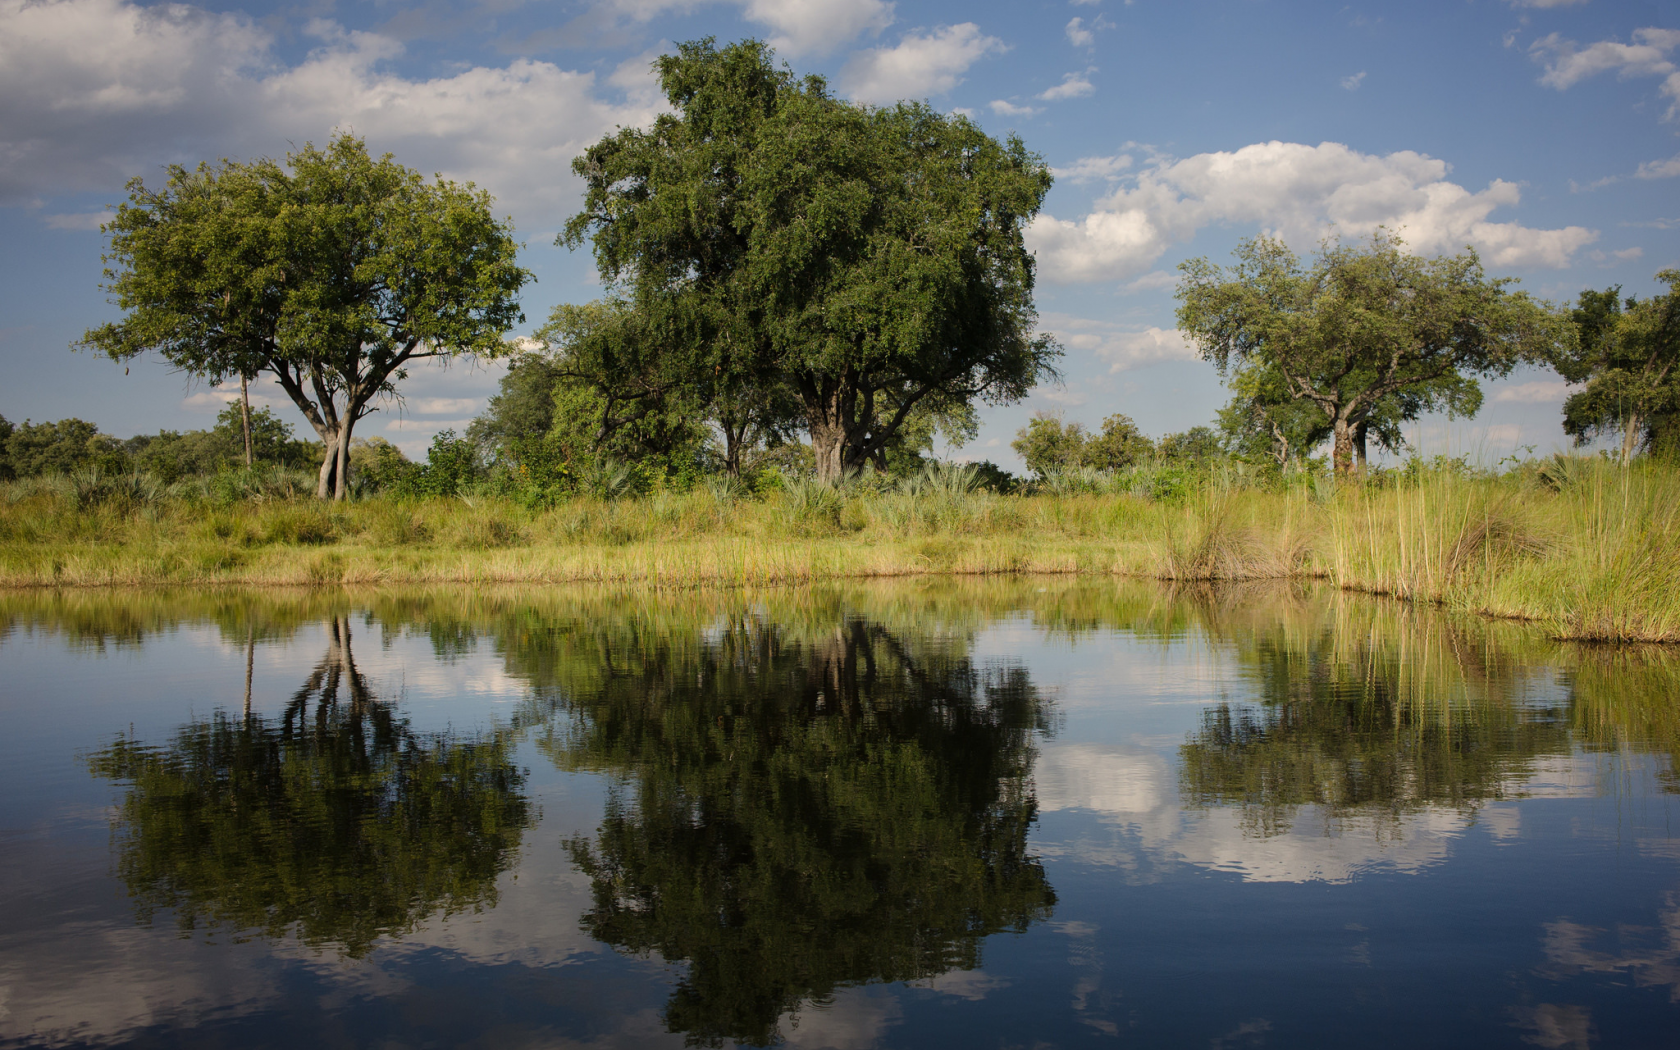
left=2, top=458, right=1678, bottom=642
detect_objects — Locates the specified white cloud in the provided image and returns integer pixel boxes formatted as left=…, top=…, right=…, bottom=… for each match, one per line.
left=1121, top=270, right=1178, bottom=294
left=408, top=397, right=483, bottom=415
left=1636, top=153, right=1680, bottom=179
left=1043, top=315, right=1198, bottom=371
left=1530, top=27, right=1680, bottom=119
left=740, top=0, right=895, bottom=56
left=1027, top=140, right=1598, bottom=284
left=1052, top=152, right=1132, bottom=183
left=1494, top=380, right=1570, bottom=404
left=1065, top=17, right=1093, bottom=47
left=0, top=0, right=664, bottom=226
left=1040, top=70, right=1095, bottom=101
left=988, top=98, right=1039, bottom=117
left=1507, top=0, right=1590, bottom=7
left=841, top=23, right=1006, bottom=104
left=42, top=211, right=107, bottom=230
left=580, top=0, right=892, bottom=56
left=1341, top=71, right=1366, bottom=91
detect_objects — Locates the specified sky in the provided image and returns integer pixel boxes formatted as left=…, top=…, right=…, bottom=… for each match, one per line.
left=0, top=0, right=1675, bottom=469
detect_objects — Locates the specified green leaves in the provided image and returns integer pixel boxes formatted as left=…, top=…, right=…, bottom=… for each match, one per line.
left=78, top=133, right=531, bottom=498
left=563, top=39, right=1058, bottom=480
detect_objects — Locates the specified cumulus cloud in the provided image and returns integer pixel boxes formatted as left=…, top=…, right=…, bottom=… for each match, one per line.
left=1026, top=140, right=1599, bottom=284
left=1065, top=17, right=1094, bottom=47
left=0, top=0, right=665, bottom=226
left=1039, top=70, right=1095, bottom=101
left=1636, top=153, right=1680, bottom=179
left=989, top=98, right=1039, bottom=117
left=1041, top=314, right=1198, bottom=371
left=1493, top=380, right=1570, bottom=404
left=1052, top=153, right=1133, bottom=184
left=739, top=0, right=895, bottom=56
left=841, top=23, right=1006, bottom=104
left=1530, top=27, right=1680, bottom=119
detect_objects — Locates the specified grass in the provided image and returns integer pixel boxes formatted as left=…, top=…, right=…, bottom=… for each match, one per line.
left=1, top=456, right=1677, bottom=642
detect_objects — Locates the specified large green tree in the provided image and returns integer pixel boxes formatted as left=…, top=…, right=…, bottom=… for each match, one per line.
left=1556, top=270, right=1680, bottom=462
left=1177, top=232, right=1566, bottom=475
left=78, top=134, right=530, bottom=499
left=564, top=39, right=1059, bottom=482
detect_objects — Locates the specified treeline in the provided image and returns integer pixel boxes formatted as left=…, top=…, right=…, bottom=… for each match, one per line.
left=42, top=36, right=1680, bottom=503
left=0, top=404, right=317, bottom=483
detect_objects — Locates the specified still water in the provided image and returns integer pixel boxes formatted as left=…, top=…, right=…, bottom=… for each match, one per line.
left=1, top=581, right=1677, bottom=1049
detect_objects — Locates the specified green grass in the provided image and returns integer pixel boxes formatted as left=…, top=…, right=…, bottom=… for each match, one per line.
left=2, top=457, right=1677, bottom=642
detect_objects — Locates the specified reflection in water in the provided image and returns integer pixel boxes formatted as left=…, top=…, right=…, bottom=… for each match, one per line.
left=1177, top=600, right=1575, bottom=835
left=2, top=581, right=1678, bottom=1047
left=84, top=616, right=532, bottom=958
left=521, top=606, right=1056, bottom=1047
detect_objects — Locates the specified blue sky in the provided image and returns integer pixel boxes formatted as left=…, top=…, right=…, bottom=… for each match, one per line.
left=1, top=0, right=1675, bottom=468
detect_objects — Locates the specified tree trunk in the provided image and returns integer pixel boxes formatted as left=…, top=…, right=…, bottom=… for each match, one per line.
left=1354, top=420, right=1368, bottom=475
left=316, top=431, right=339, bottom=499
left=1621, top=411, right=1643, bottom=465
left=810, top=418, right=848, bottom=483
left=240, top=376, right=253, bottom=468
left=1331, top=415, right=1355, bottom=476
left=333, top=422, right=353, bottom=501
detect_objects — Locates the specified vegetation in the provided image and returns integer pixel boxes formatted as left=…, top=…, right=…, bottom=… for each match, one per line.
left=2, top=452, right=1677, bottom=642
left=34, top=578, right=1680, bottom=1038
left=1177, top=231, right=1569, bottom=474
left=77, top=133, right=530, bottom=499
left=1556, top=269, right=1679, bottom=462
left=562, top=39, right=1058, bottom=482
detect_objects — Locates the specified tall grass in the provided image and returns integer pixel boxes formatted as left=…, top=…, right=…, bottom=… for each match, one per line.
left=2, top=458, right=1677, bottom=642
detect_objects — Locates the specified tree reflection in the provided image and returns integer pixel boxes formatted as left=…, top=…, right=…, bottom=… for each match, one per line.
left=527, top=606, right=1055, bottom=1047
left=1178, top=602, right=1574, bottom=834
left=85, top=616, right=532, bottom=957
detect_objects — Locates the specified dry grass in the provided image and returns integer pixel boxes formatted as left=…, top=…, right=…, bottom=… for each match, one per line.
left=2, top=458, right=1678, bottom=642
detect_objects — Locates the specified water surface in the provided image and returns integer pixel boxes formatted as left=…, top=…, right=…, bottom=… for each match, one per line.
left=1, top=581, right=1677, bottom=1048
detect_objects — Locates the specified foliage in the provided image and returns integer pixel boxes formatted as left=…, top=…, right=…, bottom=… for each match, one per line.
left=1157, top=426, right=1224, bottom=465
left=1177, top=231, right=1567, bottom=474
left=3, top=417, right=128, bottom=477
left=1083, top=413, right=1154, bottom=470
left=1011, top=413, right=1089, bottom=478
left=85, top=618, right=532, bottom=957
left=79, top=133, right=531, bottom=499
left=564, top=38, right=1059, bottom=482
left=532, top=606, right=1055, bottom=1046
left=1556, top=270, right=1680, bottom=462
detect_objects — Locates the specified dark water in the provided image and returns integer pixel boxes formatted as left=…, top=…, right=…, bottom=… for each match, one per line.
left=1, top=582, right=1677, bottom=1050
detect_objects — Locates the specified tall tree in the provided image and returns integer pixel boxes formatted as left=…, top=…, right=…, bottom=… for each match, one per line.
left=79, top=134, right=530, bottom=499
left=1177, top=232, right=1566, bottom=475
left=1556, top=270, right=1680, bottom=463
left=565, top=39, right=1059, bottom=482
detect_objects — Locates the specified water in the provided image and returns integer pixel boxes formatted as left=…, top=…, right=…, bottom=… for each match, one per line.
left=1, top=580, right=1677, bottom=1049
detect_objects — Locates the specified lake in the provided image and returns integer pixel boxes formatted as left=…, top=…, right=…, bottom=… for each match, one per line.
left=1, top=580, right=1676, bottom=1049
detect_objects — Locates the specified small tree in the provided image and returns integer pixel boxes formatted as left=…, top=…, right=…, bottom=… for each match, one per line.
left=1556, top=271, right=1680, bottom=462
left=1177, top=232, right=1567, bottom=475
left=1083, top=414, right=1153, bottom=470
left=1011, top=414, right=1089, bottom=478
left=79, top=134, right=530, bottom=499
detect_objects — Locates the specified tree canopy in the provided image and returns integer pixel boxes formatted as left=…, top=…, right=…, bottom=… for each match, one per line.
left=563, top=38, right=1059, bottom=482
left=1177, top=231, right=1567, bottom=474
left=1557, top=270, right=1680, bottom=462
left=78, top=134, right=530, bottom=498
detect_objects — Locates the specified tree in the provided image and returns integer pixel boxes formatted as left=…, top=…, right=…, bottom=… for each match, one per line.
left=3, top=418, right=127, bottom=477
left=1157, top=425, right=1224, bottom=465
left=1177, top=232, right=1567, bottom=475
left=1082, top=413, right=1154, bottom=470
left=85, top=616, right=532, bottom=957
left=1556, top=271, right=1680, bottom=463
left=79, top=134, right=530, bottom=499
left=1011, top=413, right=1089, bottom=478
left=565, top=39, right=1059, bottom=483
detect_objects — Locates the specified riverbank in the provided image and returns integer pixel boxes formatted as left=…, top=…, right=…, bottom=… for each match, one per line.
left=2, top=458, right=1676, bottom=643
